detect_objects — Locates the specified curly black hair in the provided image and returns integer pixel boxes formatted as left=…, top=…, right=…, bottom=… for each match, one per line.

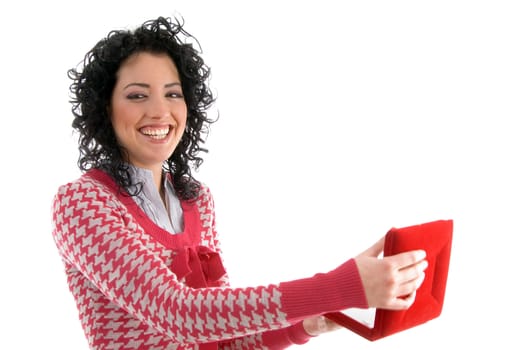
left=68, top=15, right=216, bottom=200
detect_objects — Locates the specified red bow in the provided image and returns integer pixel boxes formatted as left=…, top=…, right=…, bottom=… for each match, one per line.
left=171, top=246, right=226, bottom=288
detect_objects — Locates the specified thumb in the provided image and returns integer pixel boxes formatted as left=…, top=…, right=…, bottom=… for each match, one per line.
left=358, top=236, right=385, bottom=258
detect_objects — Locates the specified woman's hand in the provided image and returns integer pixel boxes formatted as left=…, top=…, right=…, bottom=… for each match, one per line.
left=302, top=315, right=341, bottom=336
left=302, top=235, right=428, bottom=337
left=354, top=236, right=428, bottom=310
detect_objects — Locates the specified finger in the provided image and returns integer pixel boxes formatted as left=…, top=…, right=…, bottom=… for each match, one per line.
left=415, top=272, right=425, bottom=289
left=386, top=249, right=427, bottom=269
left=305, top=316, right=342, bottom=336
left=388, top=290, right=417, bottom=310
left=358, top=236, right=385, bottom=258
left=399, top=259, right=428, bottom=282
left=321, top=316, right=341, bottom=333
left=315, top=316, right=329, bottom=333
left=396, top=272, right=426, bottom=297
left=400, top=290, right=417, bottom=308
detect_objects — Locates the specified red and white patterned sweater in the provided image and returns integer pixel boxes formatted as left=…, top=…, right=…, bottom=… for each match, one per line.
left=51, top=169, right=367, bottom=349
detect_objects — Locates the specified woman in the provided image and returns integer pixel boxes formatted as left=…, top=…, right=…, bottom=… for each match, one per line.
left=51, top=15, right=427, bottom=349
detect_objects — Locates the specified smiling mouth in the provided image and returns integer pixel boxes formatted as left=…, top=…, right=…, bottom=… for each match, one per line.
left=140, top=127, right=171, bottom=139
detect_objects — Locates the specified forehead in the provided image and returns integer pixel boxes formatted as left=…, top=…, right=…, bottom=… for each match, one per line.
left=116, top=52, right=181, bottom=82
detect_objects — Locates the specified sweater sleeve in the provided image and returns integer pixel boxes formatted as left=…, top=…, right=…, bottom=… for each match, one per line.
left=52, top=178, right=367, bottom=345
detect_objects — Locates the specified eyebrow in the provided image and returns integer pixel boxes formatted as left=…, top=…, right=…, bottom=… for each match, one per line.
left=123, top=82, right=182, bottom=89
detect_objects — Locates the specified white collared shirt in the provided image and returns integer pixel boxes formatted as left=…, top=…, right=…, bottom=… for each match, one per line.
left=127, top=165, right=184, bottom=234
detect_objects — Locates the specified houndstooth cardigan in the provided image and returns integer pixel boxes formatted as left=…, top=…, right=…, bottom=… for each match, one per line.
left=51, top=169, right=367, bottom=349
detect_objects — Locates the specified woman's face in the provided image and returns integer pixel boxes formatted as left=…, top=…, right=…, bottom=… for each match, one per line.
left=110, top=52, right=187, bottom=171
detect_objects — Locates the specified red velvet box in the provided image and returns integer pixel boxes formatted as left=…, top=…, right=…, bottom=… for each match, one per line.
left=325, top=219, right=453, bottom=341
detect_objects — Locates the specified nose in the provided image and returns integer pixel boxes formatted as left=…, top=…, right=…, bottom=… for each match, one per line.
left=146, top=94, right=170, bottom=119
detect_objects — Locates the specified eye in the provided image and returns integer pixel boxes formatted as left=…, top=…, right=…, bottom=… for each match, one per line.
left=126, top=93, right=147, bottom=100
left=166, top=91, right=184, bottom=99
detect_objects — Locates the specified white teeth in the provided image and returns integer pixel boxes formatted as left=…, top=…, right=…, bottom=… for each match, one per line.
left=141, top=128, right=169, bottom=139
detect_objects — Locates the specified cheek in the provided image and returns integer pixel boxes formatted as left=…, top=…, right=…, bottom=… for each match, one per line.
left=112, top=123, right=126, bottom=142
left=176, top=105, right=188, bottom=129
left=176, top=119, right=187, bottom=141
left=110, top=113, right=135, bottom=145
left=112, top=104, right=137, bottom=129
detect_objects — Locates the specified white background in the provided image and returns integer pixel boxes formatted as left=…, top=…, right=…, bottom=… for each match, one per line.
left=1, top=1, right=525, bottom=349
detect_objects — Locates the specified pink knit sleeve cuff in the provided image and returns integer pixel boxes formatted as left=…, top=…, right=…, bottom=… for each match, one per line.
left=279, top=258, right=368, bottom=322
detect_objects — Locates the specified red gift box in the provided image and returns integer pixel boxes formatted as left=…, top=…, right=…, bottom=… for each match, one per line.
left=325, top=219, right=453, bottom=341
